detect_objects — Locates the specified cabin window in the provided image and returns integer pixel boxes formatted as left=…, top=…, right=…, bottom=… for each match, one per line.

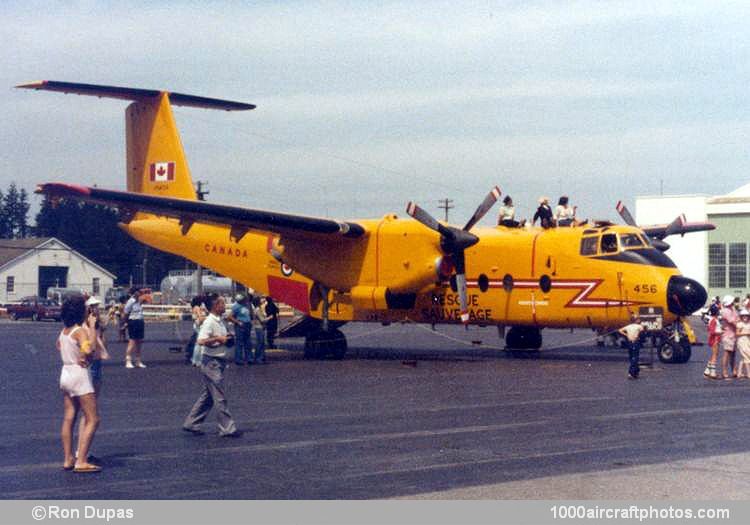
left=620, top=234, right=644, bottom=248
left=600, top=234, right=618, bottom=254
left=580, top=236, right=598, bottom=256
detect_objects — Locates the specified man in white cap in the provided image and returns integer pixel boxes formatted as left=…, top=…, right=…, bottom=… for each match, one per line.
left=720, top=295, right=739, bottom=379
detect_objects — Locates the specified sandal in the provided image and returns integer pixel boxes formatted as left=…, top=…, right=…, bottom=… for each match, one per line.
left=73, top=464, right=102, bottom=473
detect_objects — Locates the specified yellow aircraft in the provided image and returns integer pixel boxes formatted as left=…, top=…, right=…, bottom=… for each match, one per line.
left=22, top=81, right=712, bottom=362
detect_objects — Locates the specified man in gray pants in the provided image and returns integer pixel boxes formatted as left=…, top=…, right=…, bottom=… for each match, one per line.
left=183, top=293, right=242, bottom=437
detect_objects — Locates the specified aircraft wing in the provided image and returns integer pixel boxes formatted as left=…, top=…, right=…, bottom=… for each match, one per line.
left=615, top=202, right=715, bottom=241
left=640, top=215, right=715, bottom=240
left=35, top=183, right=366, bottom=241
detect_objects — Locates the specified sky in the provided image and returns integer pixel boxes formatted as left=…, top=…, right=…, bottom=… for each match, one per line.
left=1, top=0, right=750, bottom=226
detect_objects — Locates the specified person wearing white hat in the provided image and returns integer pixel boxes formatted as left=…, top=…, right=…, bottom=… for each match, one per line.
left=76, top=295, right=110, bottom=465
left=735, top=310, right=750, bottom=379
left=720, top=295, right=739, bottom=379
left=532, top=196, right=554, bottom=229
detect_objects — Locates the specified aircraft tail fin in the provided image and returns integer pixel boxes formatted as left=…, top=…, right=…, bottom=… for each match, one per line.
left=17, top=81, right=255, bottom=200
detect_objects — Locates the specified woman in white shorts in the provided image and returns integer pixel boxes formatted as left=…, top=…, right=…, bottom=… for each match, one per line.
left=58, top=295, right=101, bottom=473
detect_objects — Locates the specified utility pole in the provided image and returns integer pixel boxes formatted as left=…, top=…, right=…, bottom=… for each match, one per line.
left=437, top=198, right=454, bottom=222
left=142, top=248, right=148, bottom=287
left=195, top=181, right=209, bottom=296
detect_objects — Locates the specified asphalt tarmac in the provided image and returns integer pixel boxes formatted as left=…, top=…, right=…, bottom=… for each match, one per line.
left=3, top=318, right=750, bottom=500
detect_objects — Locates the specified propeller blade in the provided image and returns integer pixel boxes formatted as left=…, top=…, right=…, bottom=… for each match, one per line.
left=453, top=251, right=469, bottom=324
left=406, top=201, right=454, bottom=239
left=463, top=186, right=502, bottom=231
left=615, top=201, right=636, bottom=226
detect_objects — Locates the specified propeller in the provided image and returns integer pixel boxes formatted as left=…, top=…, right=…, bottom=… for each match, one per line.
left=407, top=186, right=501, bottom=324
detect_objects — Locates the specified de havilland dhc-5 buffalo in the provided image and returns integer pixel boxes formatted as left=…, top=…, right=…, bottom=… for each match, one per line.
left=21, top=81, right=713, bottom=362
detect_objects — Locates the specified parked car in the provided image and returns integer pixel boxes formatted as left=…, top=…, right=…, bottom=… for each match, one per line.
left=6, top=296, right=62, bottom=322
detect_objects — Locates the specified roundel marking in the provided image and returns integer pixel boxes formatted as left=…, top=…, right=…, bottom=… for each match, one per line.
left=281, top=263, right=294, bottom=277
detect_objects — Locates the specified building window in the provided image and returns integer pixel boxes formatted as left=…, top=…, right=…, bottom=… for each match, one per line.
left=708, top=243, right=726, bottom=288
left=729, top=243, right=747, bottom=288
left=92, top=278, right=100, bottom=295
left=6, top=276, right=14, bottom=294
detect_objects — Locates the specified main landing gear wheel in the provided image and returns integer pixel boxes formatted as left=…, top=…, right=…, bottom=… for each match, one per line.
left=505, top=326, right=542, bottom=357
left=304, top=329, right=348, bottom=360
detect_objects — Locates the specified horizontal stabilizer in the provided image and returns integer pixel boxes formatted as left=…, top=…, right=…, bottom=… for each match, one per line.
left=16, top=80, right=255, bottom=111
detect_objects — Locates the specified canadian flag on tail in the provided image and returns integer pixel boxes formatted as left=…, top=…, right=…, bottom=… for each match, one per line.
left=149, top=162, right=175, bottom=182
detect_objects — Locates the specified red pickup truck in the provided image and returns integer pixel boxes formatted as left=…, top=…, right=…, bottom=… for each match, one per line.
left=6, top=296, right=62, bottom=322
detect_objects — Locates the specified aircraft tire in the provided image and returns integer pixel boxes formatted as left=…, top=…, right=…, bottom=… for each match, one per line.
left=303, top=332, right=321, bottom=359
left=657, top=339, right=692, bottom=364
left=505, top=326, right=542, bottom=350
left=303, top=329, right=347, bottom=360
left=329, top=330, right=348, bottom=360
left=676, top=340, right=692, bottom=363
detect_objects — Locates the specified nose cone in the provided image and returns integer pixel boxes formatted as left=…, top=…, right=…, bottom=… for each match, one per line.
left=667, top=275, right=707, bottom=316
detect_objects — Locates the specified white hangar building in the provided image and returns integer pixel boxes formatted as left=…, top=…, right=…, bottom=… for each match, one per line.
left=0, top=237, right=115, bottom=303
left=636, top=182, right=750, bottom=301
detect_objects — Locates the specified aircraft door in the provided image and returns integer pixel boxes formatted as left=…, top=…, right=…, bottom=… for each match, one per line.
left=530, top=234, right=558, bottom=326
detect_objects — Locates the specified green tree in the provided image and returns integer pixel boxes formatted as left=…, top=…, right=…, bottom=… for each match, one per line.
left=0, top=188, right=7, bottom=238
left=0, top=183, right=31, bottom=238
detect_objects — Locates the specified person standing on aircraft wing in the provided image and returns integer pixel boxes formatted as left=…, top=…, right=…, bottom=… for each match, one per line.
left=183, top=293, right=242, bottom=437
left=720, top=295, right=739, bottom=379
left=532, top=197, right=554, bottom=228
left=619, top=317, right=645, bottom=379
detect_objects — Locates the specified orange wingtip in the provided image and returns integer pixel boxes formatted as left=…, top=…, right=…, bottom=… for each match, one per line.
left=16, top=80, right=48, bottom=89
left=35, top=182, right=92, bottom=196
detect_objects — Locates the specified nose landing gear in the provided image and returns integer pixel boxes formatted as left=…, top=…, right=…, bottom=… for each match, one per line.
left=656, top=321, right=692, bottom=364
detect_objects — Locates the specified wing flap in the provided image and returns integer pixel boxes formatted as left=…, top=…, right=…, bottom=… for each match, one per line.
left=36, top=183, right=365, bottom=240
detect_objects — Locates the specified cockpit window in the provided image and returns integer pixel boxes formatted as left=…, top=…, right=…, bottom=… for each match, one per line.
left=600, top=233, right=618, bottom=254
left=620, top=233, right=644, bottom=248
left=580, top=236, right=598, bottom=256
left=639, top=234, right=652, bottom=246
